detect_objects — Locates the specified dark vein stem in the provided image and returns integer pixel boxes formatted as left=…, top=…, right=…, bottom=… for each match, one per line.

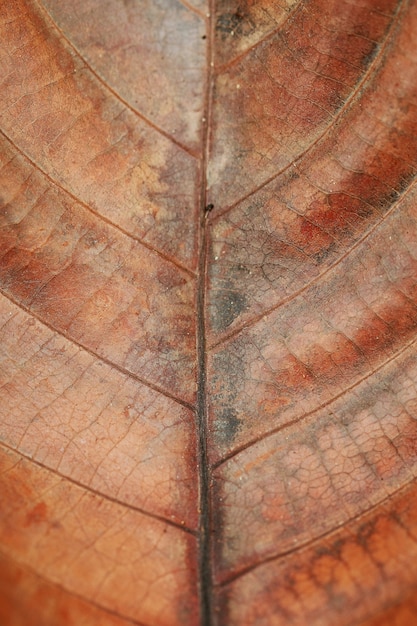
left=196, top=5, right=215, bottom=626
left=196, top=215, right=213, bottom=626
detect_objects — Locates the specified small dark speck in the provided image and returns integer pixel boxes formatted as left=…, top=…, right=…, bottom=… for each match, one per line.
left=205, top=203, right=214, bottom=213
left=202, top=35, right=207, bottom=39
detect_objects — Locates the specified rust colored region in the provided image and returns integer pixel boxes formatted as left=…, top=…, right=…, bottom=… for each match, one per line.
left=2, top=0, right=417, bottom=624
left=361, top=591, right=417, bottom=626
left=0, top=446, right=199, bottom=626
left=0, top=553, right=135, bottom=626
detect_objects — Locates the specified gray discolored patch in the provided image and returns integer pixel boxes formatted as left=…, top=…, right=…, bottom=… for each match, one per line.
left=215, top=408, right=242, bottom=446
left=216, top=11, right=255, bottom=39
left=211, top=290, right=247, bottom=332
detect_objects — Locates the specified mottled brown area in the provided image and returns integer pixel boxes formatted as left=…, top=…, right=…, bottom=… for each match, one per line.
left=214, top=345, right=417, bottom=578
left=0, top=297, right=198, bottom=528
left=0, top=134, right=196, bottom=403
left=0, top=0, right=199, bottom=267
left=214, top=0, right=300, bottom=65
left=1, top=0, right=417, bottom=624
left=208, top=0, right=400, bottom=209
left=208, top=186, right=417, bottom=460
left=216, top=480, right=417, bottom=624
left=42, top=0, right=206, bottom=151
left=208, top=0, right=417, bottom=336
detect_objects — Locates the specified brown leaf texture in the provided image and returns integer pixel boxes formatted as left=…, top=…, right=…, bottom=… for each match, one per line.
left=1, top=0, right=417, bottom=624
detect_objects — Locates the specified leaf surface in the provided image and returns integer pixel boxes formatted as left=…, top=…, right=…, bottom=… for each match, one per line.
left=1, top=0, right=417, bottom=624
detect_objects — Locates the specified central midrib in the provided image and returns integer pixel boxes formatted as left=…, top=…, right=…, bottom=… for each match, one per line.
left=196, top=2, right=215, bottom=625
